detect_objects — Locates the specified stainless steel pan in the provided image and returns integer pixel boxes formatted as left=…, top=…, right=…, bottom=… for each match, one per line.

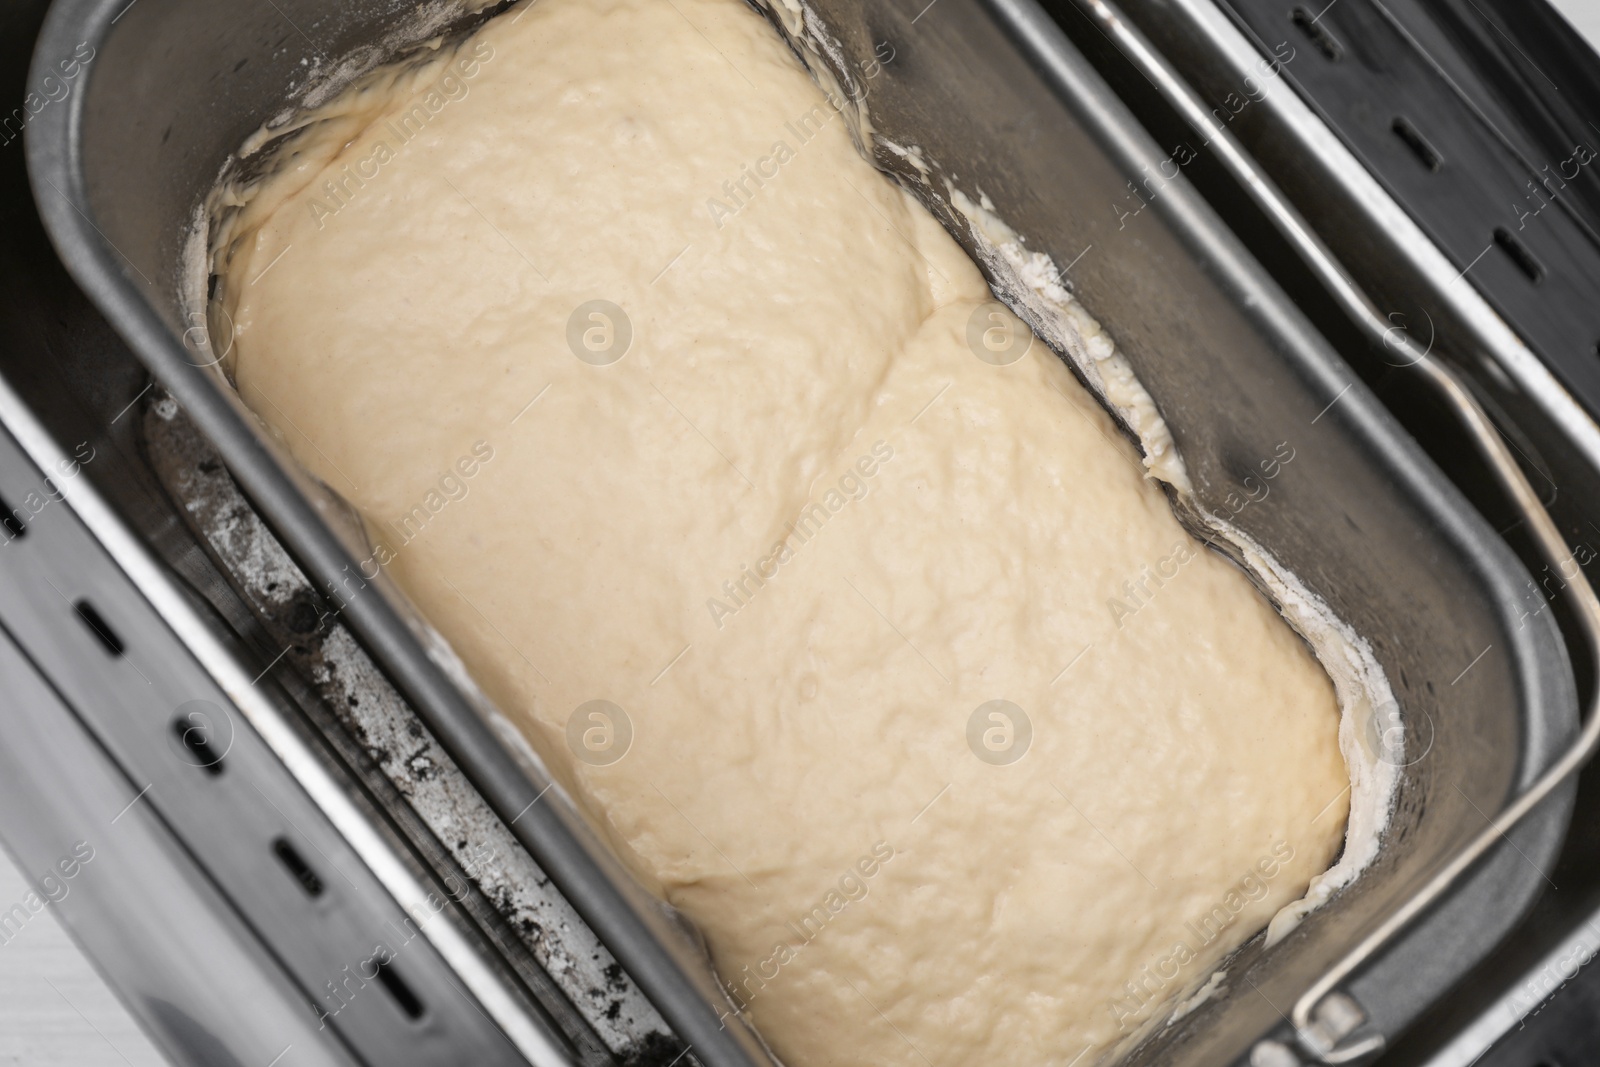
left=23, top=0, right=1584, bottom=1063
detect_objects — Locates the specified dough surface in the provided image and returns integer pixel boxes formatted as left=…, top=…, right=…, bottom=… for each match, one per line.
left=213, top=0, right=1351, bottom=1061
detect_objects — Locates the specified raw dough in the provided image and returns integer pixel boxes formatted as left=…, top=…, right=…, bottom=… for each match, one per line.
left=212, top=0, right=1351, bottom=1061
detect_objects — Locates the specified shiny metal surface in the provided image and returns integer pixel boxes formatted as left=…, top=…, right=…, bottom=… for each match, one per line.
left=1064, top=2, right=1600, bottom=1061
left=0, top=844, right=167, bottom=1067
left=1088, top=0, right=1600, bottom=589
left=0, top=607, right=355, bottom=1067
left=22, top=0, right=1585, bottom=1063
left=0, top=374, right=571, bottom=1065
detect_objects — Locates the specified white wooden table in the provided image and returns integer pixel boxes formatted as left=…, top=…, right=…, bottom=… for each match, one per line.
left=0, top=844, right=165, bottom=1067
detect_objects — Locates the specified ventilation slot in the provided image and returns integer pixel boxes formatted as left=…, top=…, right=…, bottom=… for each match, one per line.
left=1494, top=227, right=1545, bottom=283
left=272, top=837, right=324, bottom=897
left=74, top=600, right=124, bottom=657
left=173, top=717, right=226, bottom=775
left=1292, top=7, right=1344, bottom=60
left=374, top=961, right=425, bottom=1020
left=1392, top=117, right=1443, bottom=171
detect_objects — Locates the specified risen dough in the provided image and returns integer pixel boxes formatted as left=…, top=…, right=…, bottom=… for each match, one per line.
left=213, top=0, right=1350, bottom=1061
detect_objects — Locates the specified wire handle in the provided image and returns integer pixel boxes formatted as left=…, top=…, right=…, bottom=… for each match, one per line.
left=1068, top=0, right=1600, bottom=1060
